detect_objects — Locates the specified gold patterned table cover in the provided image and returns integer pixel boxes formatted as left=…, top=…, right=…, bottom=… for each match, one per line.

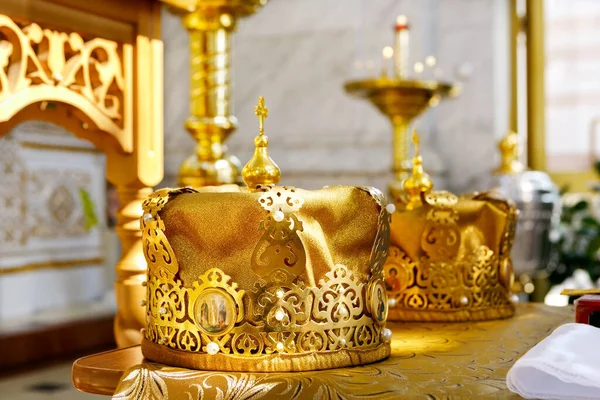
left=111, top=303, right=571, bottom=399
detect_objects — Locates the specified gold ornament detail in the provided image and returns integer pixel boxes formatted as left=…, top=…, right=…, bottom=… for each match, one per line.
left=421, top=191, right=460, bottom=262
left=141, top=187, right=199, bottom=280
left=0, top=15, right=130, bottom=151
left=360, top=186, right=392, bottom=281
left=252, top=186, right=306, bottom=277
left=145, top=268, right=245, bottom=353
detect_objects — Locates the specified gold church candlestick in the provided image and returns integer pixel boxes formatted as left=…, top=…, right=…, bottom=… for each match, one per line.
left=161, top=0, right=268, bottom=188
left=344, top=78, right=457, bottom=202
left=344, top=16, right=458, bottom=203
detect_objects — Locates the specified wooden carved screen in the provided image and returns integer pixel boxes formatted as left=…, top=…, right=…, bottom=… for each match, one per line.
left=0, top=0, right=163, bottom=347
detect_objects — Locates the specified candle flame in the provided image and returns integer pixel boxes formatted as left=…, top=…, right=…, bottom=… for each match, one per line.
left=382, top=46, right=394, bottom=59
left=396, top=15, right=408, bottom=26
left=425, top=56, right=436, bottom=67
left=413, top=62, right=424, bottom=74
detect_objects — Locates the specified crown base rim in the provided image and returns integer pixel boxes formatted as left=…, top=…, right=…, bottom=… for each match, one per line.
left=141, top=338, right=391, bottom=372
left=387, top=304, right=516, bottom=322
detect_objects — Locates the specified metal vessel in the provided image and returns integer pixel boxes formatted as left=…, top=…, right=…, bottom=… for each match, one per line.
left=493, top=131, right=560, bottom=279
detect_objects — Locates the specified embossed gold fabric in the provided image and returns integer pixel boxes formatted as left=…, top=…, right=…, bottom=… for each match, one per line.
left=139, top=184, right=392, bottom=371
left=386, top=190, right=517, bottom=321
left=111, top=303, right=571, bottom=399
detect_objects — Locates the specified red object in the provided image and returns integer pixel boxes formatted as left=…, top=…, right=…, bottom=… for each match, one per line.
left=395, top=23, right=409, bottom=31
left=575, top=295, right=600, bottom=327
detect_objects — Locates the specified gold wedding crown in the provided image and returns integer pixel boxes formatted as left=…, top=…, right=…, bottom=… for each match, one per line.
left=384, top=131, right=517, bottom=322
left=140, top=97, right=393, bottom=372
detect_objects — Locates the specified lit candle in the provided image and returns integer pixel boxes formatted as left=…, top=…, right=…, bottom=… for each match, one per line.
left=394, top=15, right=409, bottom=78
left=381, top=46, right=393, bottom=78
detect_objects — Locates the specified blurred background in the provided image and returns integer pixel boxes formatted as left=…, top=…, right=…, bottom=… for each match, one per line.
left=1, top=0, right=600, bottom=398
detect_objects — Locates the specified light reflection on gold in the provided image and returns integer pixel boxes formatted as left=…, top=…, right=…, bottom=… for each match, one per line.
left=390, top=333, right=458, bottom=354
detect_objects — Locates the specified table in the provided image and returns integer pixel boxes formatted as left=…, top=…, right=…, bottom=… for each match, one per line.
left=72, top=303, right=572, bottom=399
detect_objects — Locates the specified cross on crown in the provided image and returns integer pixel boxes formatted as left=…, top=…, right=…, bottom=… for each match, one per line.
left=254, top=96, right=268, bottom=135
left=411, top=129, right=420, bottom=157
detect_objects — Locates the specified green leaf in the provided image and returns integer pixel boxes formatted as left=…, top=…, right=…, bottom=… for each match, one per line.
left=581, top=216, right=600, bottom=227
left=572, top=200, right=589, bottom=212
left=586, top=235, right=600, bottom=258
left=594, top=160, right=600, bottom=176
left=79, top=188, right=98, bottom=231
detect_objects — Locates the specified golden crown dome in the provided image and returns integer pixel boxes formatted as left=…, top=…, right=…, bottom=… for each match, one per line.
left=242, top=96, right=281, bottom=191
left=402, top=130, right=433, bottom=210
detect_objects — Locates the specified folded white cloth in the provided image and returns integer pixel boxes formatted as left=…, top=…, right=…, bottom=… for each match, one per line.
left=507, top=323, right=600, bottom=399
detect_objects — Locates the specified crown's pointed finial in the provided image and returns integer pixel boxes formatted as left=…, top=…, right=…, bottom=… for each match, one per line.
left=242, top=96, right=281, bottom=191
left=494, top=130, right=524, bottom=175
left=403, top=129, right=433, bottom=210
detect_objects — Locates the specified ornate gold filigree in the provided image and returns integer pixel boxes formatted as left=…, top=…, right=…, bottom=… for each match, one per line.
left=0, top=15, right=131, bottom=151
left=386, top=245, right=512, bottom=312
left=252, top=186, right=306, bottom=277
left=421, top=191, right=460, bottom=262
left=360, top=186, right=392, bottom=280
left=144, top=264, right=387, bottom=357
left=141, top=188, right=198, bottom=280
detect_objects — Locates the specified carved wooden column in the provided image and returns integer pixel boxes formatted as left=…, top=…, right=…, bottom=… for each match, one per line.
left=0, top=0, right=164, bottom=347
left=113, top=185, right=154, bottom=346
